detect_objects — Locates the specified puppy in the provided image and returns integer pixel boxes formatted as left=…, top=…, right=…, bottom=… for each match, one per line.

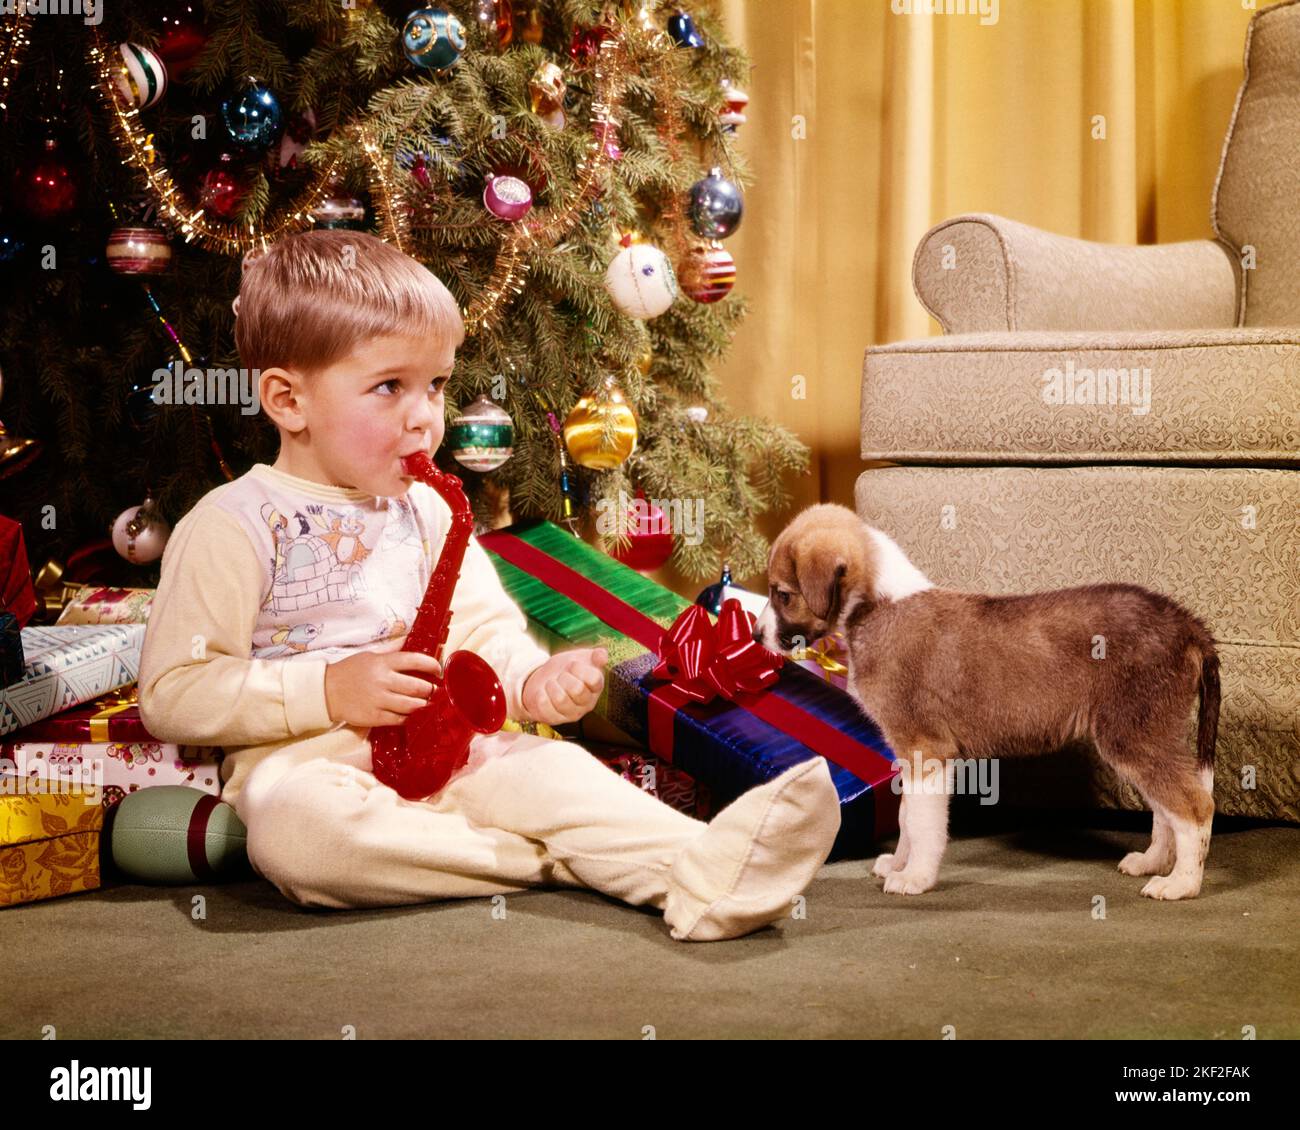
left=754, top=503, right=1219, bottom=901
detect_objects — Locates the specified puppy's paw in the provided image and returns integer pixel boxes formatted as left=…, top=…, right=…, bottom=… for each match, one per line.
left=871, top=853, right=902, bottom=879
left=1140, top=874, right=1201, bottom=901
left=1118, top=851, right=1171, bottom=877
left=882, top=868, right=937, bottom=896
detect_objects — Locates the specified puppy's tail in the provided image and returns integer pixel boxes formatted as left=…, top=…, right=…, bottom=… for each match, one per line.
left=1196, top=644, right=1220, bottom=772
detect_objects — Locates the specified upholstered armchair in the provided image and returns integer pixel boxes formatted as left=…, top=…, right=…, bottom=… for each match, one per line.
left=856, top=0, right=1299, bottom=821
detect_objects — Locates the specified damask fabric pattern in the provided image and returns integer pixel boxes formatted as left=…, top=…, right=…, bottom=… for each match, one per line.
left=911, top=215, right=1240, bottom=334
left=861, top=327, right=1300, bottom=464
left=853, top=465, right=1299, bottom=823
left=1211, top=0, right=1300, bottom=328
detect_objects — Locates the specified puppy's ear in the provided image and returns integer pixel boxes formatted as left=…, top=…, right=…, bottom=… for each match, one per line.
left=798, top=554, right=848, bottom=623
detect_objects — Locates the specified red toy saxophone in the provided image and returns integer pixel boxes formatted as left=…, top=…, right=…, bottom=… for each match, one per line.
left=369, top=451, right=507, bottom=799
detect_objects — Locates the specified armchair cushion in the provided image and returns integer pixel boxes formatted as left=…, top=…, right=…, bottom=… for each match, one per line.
left=912, top=214, right=1239, bottom=334
left=862, top=326, right=1300, bottom=464
left=1211, top=0, right=1300, bottom=327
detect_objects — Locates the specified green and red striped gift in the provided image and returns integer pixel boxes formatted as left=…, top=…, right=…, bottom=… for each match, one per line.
left=480, top=521, right=899, bottom=858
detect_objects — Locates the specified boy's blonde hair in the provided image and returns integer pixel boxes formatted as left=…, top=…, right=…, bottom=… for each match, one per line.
left=234, top=229, right=465, bottom=376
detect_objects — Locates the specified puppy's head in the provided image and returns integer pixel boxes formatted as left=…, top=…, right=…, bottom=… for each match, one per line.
left=754, top=504, right=876, bottom=653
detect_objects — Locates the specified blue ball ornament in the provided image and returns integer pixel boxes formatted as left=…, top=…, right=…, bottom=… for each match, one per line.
left=0, top=224, right=26, bottom=265
left=688, top=167, right=744, bottom=240
left=403, top=7, right=467, bottom=73
left=221, top=77, right=284, bottom=152
left=668, top=9, right=705, bottom=48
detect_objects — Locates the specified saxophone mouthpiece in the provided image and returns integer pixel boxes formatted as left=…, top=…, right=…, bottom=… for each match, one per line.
left=401, top=450, right=434, bottom=479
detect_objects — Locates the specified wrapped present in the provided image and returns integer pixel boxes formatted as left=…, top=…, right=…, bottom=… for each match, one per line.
left=0, top=785, right=103, bottom=907
left=699, top=580, right=850, bottom=691
left=500, top=717, right=567, bottom=741
left=1, top=612, right=22, bottom=688
left=30, top=541, right=125, bottom=625
left=0, top=624, right=145, bottom=737
left=6, top=685, right=148, bottom=743
left=591, top=746, right=710, bottom=819
left=0, top=514, right=38, bottom=628
left=55, top=586, right=155, bottom=626
left=480, top=521, right=899, bottom=857
left=2, top=740, right=222, bottom=809
left=794, top=632, right=850, bottom=692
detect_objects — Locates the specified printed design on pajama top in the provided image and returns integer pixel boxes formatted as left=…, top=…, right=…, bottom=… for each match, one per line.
left=207, top=469, right=441, bottom=664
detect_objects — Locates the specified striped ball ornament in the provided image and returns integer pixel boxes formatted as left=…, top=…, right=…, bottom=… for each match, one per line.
left=106, top=226, right=172, bottom=275
left=113, top=42, right=168, bottom=110
left=447, top=394, right=514, bottom=472
left=679, top=240, right=736, bottom=304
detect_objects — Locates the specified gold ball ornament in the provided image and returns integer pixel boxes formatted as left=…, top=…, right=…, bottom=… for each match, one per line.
left=529, top=61, right=567, bottom=130
left=528, top=61, right=565, bottom=113
left=563, top=378, right=639, bottom=470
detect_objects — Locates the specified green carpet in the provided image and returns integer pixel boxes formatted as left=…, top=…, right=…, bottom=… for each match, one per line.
left=5, top=805, right=1297, bottom=1040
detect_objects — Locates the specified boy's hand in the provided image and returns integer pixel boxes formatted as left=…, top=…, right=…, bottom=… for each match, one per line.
left=520, top=647, right=608, bottom=725
left=324, top=638, right=443, bottom=729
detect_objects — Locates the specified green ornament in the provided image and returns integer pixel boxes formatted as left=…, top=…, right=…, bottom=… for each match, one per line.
left=447, top=394, right=514, bottom=472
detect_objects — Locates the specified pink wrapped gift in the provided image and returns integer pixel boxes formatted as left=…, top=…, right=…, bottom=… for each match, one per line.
left=1, top=741, right=223, bottom=809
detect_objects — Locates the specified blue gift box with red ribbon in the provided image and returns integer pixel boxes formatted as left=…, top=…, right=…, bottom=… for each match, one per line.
left=479, top=521, right=898, bottom=859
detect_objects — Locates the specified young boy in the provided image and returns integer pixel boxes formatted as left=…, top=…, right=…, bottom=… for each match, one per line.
left=137, top=229, right=840, bottom=942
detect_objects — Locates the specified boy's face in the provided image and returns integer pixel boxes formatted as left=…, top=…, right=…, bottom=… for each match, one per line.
left=273, top=332, right=456, bottom=497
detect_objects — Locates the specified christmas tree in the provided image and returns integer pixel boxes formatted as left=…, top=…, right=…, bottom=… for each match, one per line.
left=0, top=0, right=807, bottom=595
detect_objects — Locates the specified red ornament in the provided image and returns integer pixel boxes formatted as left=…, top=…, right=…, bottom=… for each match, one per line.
left=198, top=154, right=248, bottom=220
left=610, top=491, right=673, bottom=572
left=719, top=80, right=749, bottom=131
left=568, top=23, right=611, bottom=63
left=157, top=3, right=207, bottom=79
left=14, top=139, right=78, bottom=222
left=493, top=0, right=514, bottom=48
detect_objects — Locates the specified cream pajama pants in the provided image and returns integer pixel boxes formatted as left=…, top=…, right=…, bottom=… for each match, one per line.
left=236, top=727, right=705, bottom=911
left=227, top=724, right=841, bottom=941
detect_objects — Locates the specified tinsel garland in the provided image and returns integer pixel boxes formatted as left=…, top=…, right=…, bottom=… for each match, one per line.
left=87, top=29, right=344, bottom=257
left=364, top=21, right=668, bottom=338
left=0, top=3, right=32, bottom=115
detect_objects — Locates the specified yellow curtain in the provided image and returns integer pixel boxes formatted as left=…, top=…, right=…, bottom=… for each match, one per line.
left=710, top=0, right=1265, bottom=591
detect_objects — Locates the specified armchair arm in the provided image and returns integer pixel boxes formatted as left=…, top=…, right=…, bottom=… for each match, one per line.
left=912, top=213, right=1240, bottom=333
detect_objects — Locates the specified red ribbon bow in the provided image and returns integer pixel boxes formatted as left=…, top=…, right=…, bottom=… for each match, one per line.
left=652, top=598, right=783, bottom=704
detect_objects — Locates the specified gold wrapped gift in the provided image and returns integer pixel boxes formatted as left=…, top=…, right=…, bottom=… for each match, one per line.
left=0, top=788, right=103, bottom=908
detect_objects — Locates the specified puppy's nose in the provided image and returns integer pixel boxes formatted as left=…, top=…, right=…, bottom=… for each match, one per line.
left=752, top=624, right=763, bottom=643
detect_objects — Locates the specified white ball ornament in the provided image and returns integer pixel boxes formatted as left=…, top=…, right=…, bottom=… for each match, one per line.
left=111, top=499, right=171, bottom=564
left=604, top=242, right=679, bottom=319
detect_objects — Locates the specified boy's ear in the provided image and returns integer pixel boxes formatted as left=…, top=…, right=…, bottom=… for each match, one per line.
left=259, top=367, right=307, bottom=432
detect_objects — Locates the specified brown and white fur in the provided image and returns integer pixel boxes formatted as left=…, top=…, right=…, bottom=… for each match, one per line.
left=754, top=504, right=1219, bottom=901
